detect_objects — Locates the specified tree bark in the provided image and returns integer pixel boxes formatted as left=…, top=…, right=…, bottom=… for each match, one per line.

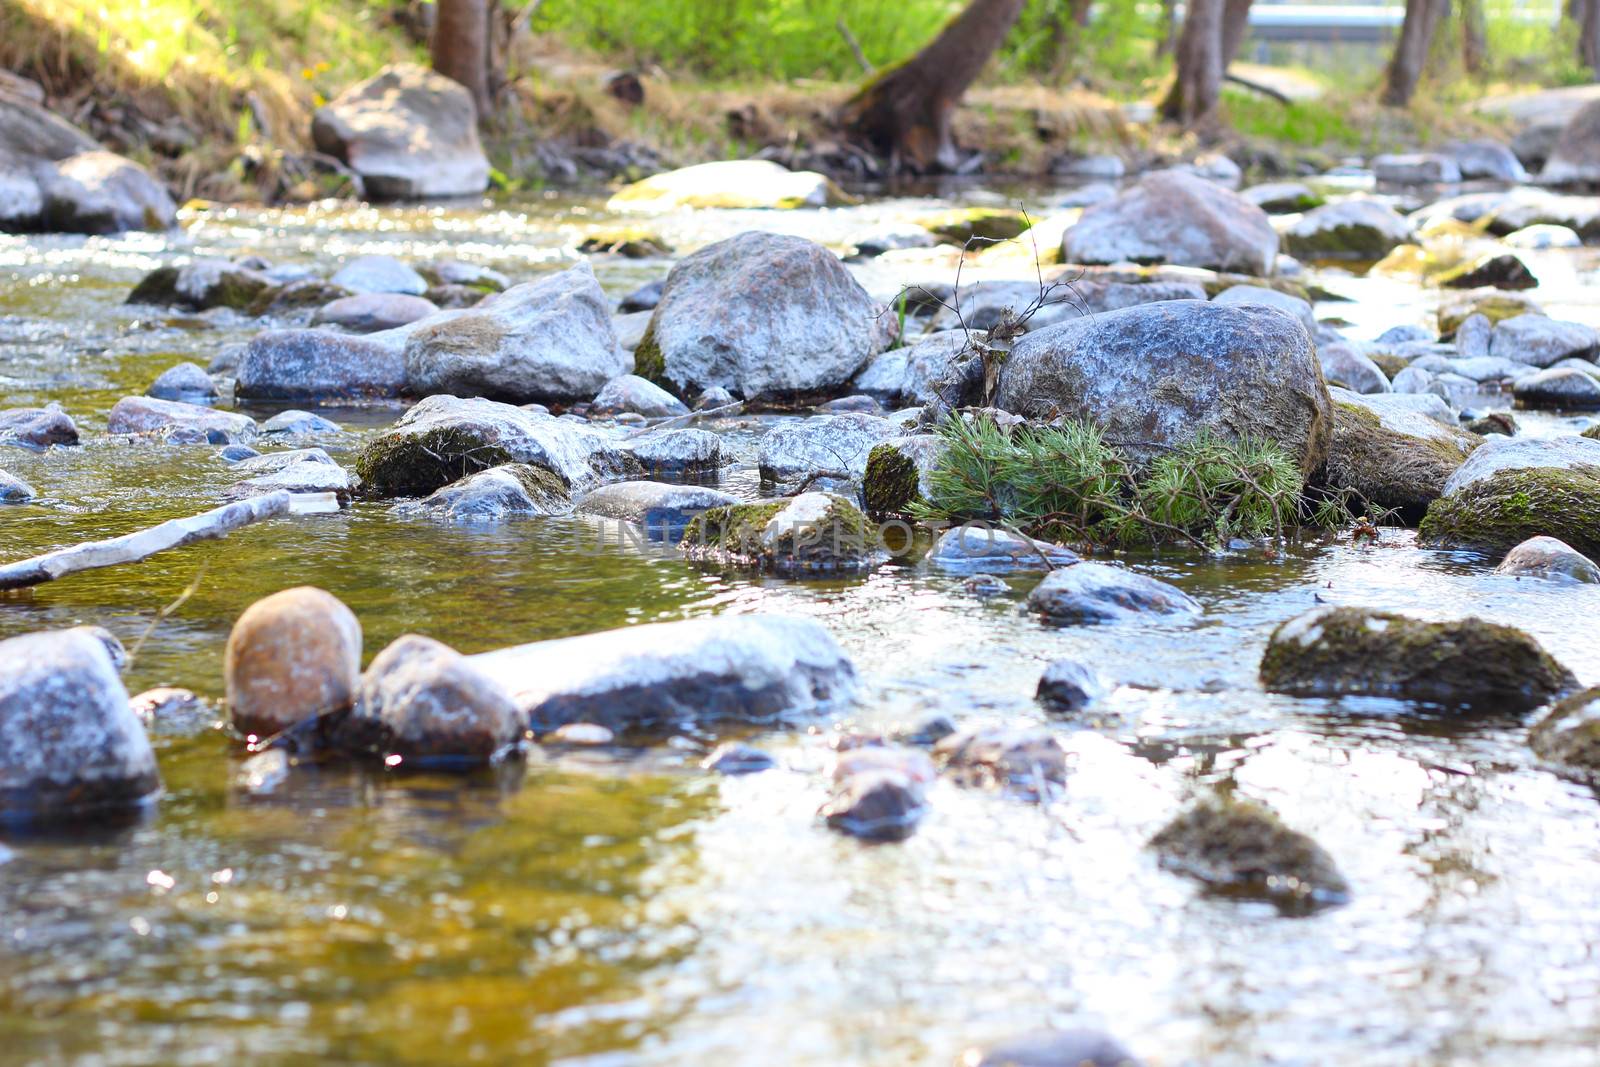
left=837, top=0, right=1028, bottom=173
left=432, top=0, right=492, bottom=120
left=1382, top=0, right=1451, bottom=107
left=1159, top=0, right=1226, bottom=126
left=1580, top=0, right=1600, bottom=75
left=1222, top=0, right=1256, bottom=65
left=1459, top=0, right=1487, bottom=74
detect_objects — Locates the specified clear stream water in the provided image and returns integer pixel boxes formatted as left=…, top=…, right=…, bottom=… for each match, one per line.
left=2, top=184, right=1600, bottom=1066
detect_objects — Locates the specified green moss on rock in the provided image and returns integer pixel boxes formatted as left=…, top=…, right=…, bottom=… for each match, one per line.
left=354, top=426, right=515, bottom=498
left=1149, top=793, right=1349, bottom=913
left=918, top=208, right=1032, bottom=246
left=1583, top=424, right=1600, bottom=441
left=1322, top=401, right=1480, bottom=523
left=125, top=266, right=181, bottom=307
left=681, top=494, right=881, bottom=575
left=1418, top=466, right=1600, bottom=558
left=863, top=443, right=921, bottom=518
left=631, top=318, right=670, bottom=391
left=1259, top=606, right=1576, bottom=711
left=248, top=280, right=351, bottom=317
left=1530, top=687, right=1600, bottom=778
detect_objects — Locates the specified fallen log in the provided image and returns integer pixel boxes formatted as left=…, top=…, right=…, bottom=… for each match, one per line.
left=0, top=491, right=339, bottom=590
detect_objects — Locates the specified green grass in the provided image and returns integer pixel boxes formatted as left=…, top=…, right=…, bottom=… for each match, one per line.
left=1222, top=90, right=1368, bottom=152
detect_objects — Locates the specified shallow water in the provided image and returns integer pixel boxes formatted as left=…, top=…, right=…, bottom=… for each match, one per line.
left=4, top=185, right=1600, bottom=1066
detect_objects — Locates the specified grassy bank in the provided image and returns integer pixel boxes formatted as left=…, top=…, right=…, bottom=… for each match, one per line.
left=0, top=0, right=1567, bottom=201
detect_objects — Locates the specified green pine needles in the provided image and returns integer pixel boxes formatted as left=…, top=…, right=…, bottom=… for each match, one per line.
left=912, top=414, right=1339, bottom=549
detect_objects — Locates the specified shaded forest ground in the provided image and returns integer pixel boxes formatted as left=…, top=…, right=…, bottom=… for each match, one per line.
left=0, top=0, right=1559, bottom=202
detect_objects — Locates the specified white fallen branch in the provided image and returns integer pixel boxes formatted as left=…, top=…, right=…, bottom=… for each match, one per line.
left=0, top=491, right=340, bottom=590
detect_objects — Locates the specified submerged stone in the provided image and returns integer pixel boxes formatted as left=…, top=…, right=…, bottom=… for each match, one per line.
left=576, top=481, right=739, bottom=539
left=0, top=469, right=35, bottom=503
left=127, top=258, right=272, bottom=311
left=701, top=742, right=777, bottom=775
left=1149, top=794, right=1350, bottom=912
left=1494, top=536, right=1600, bottom=584
left=935, top=726, right=1068, bottom=799
left=1036, top=658, right=1109, bottom=714
left=400, top=463, right=572, bottom=520
left=0, top=629, right=161, bottom=821
left=820, top=768, right=927, bottom=842
left=0, top=403, right=79, bottom=448
left=107, top=396, right=255, bottom=442
left=467, top=614, right=856, bottom=734
left=757, top=412, right=899, bottom=483
left=1259, top=606, right=1576, bottom=711
left=961, top=1029, right=1144, bottom=1067
left=225, top=587, right=363, bottom=739
left=927, top=526, right=1079, bottom=573
left=147, top=361, right=218, bottom=401
left=1027, top=563, right=1202, bottom=625
left=1529, top=687, right=1600, bottom=778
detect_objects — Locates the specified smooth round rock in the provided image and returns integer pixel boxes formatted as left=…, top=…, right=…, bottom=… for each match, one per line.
left=0, top=629, right=161, bottom=821
left=344, top=634, right=523, bottom=763
left=1495, top=536, right=1600, bottom=583
left=224, top=587, right=363, bottom=739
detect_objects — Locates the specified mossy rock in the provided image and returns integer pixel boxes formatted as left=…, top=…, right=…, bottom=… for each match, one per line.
left=918, top=208, right=1032, bottom=247
left=863, top=443, right=921, bottom=518
left=1583, top=423, right=1600, bottom=441
left=631, top=318, right=671, bottom=392
left=248, top=280, right=352, bottom=317
left=1436, top=253, right=1538, bottom=291
left=577, top=228, right=674, bottom=258
left=1418, top=466, right=1600, bottom=558
left=1149, top=794, right=1349, bottom=913
left=354, top=426, right=516, bottom=498
left=1530, top=687, right=1600, bottom=778
left=128, top=263, right=274, bottom=312
left=1365, top=350, right=1411, bottom=380
left=680, top=493, right=882, bottom=575
left=1260, top=606, right=1576, bottom=711
left=1437, top=292, right=1542, bottom=336
left=1322, top=401, right=1481, bottom=523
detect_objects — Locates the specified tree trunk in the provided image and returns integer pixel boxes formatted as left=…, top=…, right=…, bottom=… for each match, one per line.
left=1580, top=0, right=1600, bottom=75
left=837, top=0, right=1029, bottom=173
left=1460, top=0, right=1487, bottom=74
left=1159, top=0, right=1226, bottom=127
left=432, top=0, right=492, bottom=120
left=1222, top=0, right=1256, bottom=65
left=1382, top=0, right=1451, bottom=107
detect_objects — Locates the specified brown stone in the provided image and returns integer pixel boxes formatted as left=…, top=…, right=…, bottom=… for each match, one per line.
left=224, top=587, right=362, bottom=739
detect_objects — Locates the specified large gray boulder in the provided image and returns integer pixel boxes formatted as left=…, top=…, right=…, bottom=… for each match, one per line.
left=638, top=231, right=893, bottom=400
left=1061, top=170, right=1279, bottom=275
left=0, top=629, right=161, bottom=820
left=467, top=615, right=856, bottom=733
left=1542, top=98, right=1600, bottom=187
left=995, top=300, right=1334, bottom=476
left=400, top=464, right=573, bottom=521
left=0, top=96, right=174, bottom=233
left=312, top=64, right=490, bottom=199
left=236, top=328, right=408, bottom=401
left=354, top=394, right=638, bottom=497
left=403, top=262, right=626, bottom=403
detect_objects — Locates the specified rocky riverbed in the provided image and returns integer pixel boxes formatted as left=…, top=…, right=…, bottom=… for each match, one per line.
left=4, top=160, right=1600, bottom=1065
